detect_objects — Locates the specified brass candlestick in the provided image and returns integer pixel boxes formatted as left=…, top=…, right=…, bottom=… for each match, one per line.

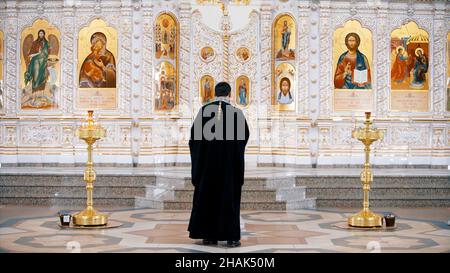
left=72, top=110, right=108, bottom=226
left=348, top=112, right=384, bottom=228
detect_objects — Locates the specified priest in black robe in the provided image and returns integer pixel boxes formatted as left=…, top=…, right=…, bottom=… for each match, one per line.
left=188, top=82, right=250, bottom=247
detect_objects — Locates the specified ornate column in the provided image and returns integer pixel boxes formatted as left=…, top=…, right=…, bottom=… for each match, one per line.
left=258, top=1, right=273, bottom=161
left=431, top=2, right=446, bottom=118
left=308, top=0, right=320, bottom=167
left=179, top=0, right=192, bottom=118
left=220, top=5, right=231, bottom=82
left=119, top=2, right=133, bottom=116
left=375, top=4, right=389, bottom=118
left=5, top=1, right=17, bottom=117
left=130, top=0, right=144, bottom=166
left=141, top=0, right=153, bottom=115
left=298, top=1, right=310, bottom=118
left=61, top=1, right=75, bottom=114
left=318, top=0, right=331, bottom=118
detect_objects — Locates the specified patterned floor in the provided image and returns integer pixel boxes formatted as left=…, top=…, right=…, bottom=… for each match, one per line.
left=1, top=208, right=449, bottom=253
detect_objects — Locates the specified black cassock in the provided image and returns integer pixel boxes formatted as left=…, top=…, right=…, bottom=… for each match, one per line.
left=188, top=100, right=249, bottom=241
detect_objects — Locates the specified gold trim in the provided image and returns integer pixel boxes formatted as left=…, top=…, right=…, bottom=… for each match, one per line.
left=76, top=19, right=119, bottom=110
left=199, top=74, right=215, bottom=105
left=199, top=46, right=216, bottom=63
left=235, top=46, right=251, bottom=63
left=235, top=74, right=251, bottom=109
left=153, top=11, right=180, bottom=114
left=271, top=13, right=297, bottom=112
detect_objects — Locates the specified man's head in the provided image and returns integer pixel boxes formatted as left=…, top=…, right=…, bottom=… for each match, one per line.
left=344, top=32, right=361, bottom=51
left=280, top=77, right=291, bottom=95
left=215, top=82, right=231, bottom=97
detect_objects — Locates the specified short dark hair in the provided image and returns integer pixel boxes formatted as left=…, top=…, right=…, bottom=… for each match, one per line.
left=215, top=82, right=231, bottom=97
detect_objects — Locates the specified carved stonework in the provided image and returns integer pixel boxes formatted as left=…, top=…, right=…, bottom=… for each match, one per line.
left=142, top=5, right=154, bottom=115
left=6, top=14, right=18, bottom=115
left=179, top=3, right=192, bottom=117
left=6, top=126, right=17, bottom=146
left=391, top=126, right=429, bottom=146
left=375, top=8, right=389, bottom=117
left=259, top=4, right=272, bottom=111
left=21, top=125, right=59, bottom=145
left=229, top=10, right=258, bottom=143
left=62, top=126, right=74, bottom=146
left=319, top=128, right=330, bottom=146
left=299, top=128, right=310, bottom=147
left=318, top=6, right=331, bottom=117
left=61, top=9, right=75, bottom=114
left=432, top=128, right=444, bottom=147
left=332, top=125, right=359, bottom=146
left=140, top=126, right=152, bottom=147
left=120, top=126, right=131, bottom=145
left=432, top=14, right=446, bottom=116
left=119, top=7, right=132, bottom=115
left=297, top=11, right=309, bottom=117
left=192, top=10, right=223, bottom=115
left=0, top=1, right=447, bottom=166
left=98, top=124, right=117, bottom=145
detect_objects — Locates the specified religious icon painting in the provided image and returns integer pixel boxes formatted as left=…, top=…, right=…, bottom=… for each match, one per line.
left=272, top=13, right=296, bottom=112
left=199, top=75, right=214, bottom=105
left=235, top=75, right=250, bottom=107
left=154, top=12, right=179, bottom=112
left=20, top=19, right=60, bottom=110
left=390, top=21, right=429, bottom=112
left=154, top=61, right=177, bottom=111
left=273, top=62, right=295, bottom=111
left=332, top=20, right=373, bottom=112
left=273, top=14, right=296, bottom=61
left=200, top=46, right=215, bottom=63
left=77, top=19, right=118, bottom=110
left=236, top=47, right=250, bottom=63
left=155, top=13, right=178, bottom=60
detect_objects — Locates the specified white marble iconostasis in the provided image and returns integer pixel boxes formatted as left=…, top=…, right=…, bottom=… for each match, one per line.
left=0, top=0, right=448, bottom=167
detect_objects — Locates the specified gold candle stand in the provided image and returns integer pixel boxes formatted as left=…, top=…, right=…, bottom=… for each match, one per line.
left=72, top=110, right=108, bottom=226
left=348, top=112, right=384, bottom=228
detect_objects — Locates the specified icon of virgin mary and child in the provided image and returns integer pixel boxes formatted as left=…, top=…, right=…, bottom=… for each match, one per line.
left=79, top=32, right=116, bottom=88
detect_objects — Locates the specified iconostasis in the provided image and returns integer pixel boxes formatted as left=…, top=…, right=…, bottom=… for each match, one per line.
left=0, top=0, right=448, bottom=166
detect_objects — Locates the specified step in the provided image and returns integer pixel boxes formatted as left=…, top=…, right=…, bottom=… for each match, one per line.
left=305, top=187, right=450, bottom=199
left=316, top=199, right=450, bottom=208
left=159, top=176, right=297, bottom=190
left=0, top=197, right=135, bottom=207
left=0, top=174, right=154, bottom=206
left=144, top=185, right=307, bottom=202
left=0, top=186, right=146, bottom=198
left=296, top=176, right=450, bottom=188
left=135, top=196, right=316, bottom=210
left=0, top=175, right=156, bottom=187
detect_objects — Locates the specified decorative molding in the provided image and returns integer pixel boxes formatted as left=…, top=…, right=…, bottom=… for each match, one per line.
left=142, top=4, right=154, bottom=115
left=192, top=10, right=223, bottom=115
left=0, top=0, right=448, bottom=166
